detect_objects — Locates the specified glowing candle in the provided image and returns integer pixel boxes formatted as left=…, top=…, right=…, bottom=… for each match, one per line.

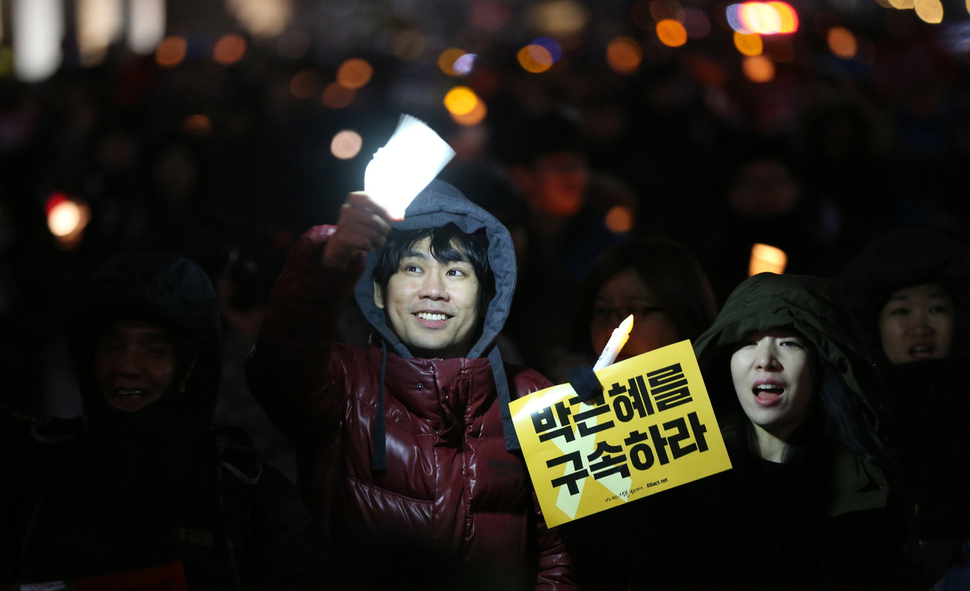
left=593, top=314, right=634, bottom=371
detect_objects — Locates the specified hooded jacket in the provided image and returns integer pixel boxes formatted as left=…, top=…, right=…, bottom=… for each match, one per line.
left=245, top=180, right=575, bottom=589
left=639, top=273, right=919, bottom=590
left=838, top=228, right=970, bottom=580
left=17, top=252, right=326, bottom=590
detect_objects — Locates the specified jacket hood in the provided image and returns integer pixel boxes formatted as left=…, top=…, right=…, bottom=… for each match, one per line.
left=67, top=252, right=222, bottom=439
left=693, top=273, right=883, bottom=422
left=838, top=228, right=970, bottom=360
left=354, top=179, right=516, bottom=360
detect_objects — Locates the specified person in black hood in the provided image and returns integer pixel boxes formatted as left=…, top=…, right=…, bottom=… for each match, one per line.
left=638, top=273, right=920, bottom=591
left=839, top=228, right=970, bottom=589
left=13, top=252, right=329, bottom=590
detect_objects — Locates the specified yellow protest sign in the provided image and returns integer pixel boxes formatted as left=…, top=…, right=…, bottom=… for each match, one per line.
left=510, top=340, right=732, bottom=527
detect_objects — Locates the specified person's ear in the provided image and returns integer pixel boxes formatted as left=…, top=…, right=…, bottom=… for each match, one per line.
left=373, top=281, right=385, bottom=309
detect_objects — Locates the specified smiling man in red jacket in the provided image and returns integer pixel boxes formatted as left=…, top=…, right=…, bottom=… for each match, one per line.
left=245, top=180, right=576, bottom=590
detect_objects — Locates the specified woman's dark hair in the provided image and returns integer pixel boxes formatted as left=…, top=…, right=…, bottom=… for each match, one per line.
left=373, top=223, right=494, bottom=316
left=574, top=235, right=718, bottom=352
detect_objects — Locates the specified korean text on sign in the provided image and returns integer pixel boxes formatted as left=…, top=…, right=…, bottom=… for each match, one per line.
left=509, top=340, right=732, bottom=527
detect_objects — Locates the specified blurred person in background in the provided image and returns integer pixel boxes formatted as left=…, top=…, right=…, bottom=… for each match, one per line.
left=556, top=234, right=719, bottom=589
left=839, top=227, right=970, bottom=590
left=13, top=252, right=328, bottom=590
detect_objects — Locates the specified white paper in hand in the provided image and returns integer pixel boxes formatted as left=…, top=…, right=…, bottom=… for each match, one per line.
left=363, top=114, right=456, bottom=220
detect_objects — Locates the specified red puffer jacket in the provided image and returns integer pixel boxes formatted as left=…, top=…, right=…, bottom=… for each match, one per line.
left=246, top=203, right=576, bottom=589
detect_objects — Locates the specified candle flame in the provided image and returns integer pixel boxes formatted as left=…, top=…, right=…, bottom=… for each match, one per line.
left=619, top=314, right=634, bottom=336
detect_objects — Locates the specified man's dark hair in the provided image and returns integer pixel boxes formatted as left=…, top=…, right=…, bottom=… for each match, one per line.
left=374, top=223, right=495, bottom=317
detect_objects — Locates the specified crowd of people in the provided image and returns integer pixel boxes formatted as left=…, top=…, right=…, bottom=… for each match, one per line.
left=3, top=9, right=970, bottom=589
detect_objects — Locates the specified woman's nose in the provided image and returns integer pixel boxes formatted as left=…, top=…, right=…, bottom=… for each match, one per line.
left=755, top=344, right=780, bottom=370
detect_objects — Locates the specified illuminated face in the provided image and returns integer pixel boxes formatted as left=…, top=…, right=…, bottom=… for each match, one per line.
left=375, top=237, right=481, bottom=359
left=93, top=320, right=177, bottom=412
left=590, top=269, right=678, bottom=361
left=730, top=330, right=815, bottom=444
left=879, top=282, right=955, bottom=364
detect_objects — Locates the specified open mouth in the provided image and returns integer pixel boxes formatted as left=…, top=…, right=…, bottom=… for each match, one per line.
left=908, top=344, right=936, bottom=359
left=753, top=383, right=783, bottom=405
left=115, top=389, right=149, bottom=398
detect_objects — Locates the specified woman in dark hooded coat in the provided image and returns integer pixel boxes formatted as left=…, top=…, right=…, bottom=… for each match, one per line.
left=839, top=228, right=970, bottom=589
left=637, top=272, right=920, bottom=591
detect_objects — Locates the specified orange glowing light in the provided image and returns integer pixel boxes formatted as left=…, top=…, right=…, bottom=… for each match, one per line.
left=749, top=243, right=787, bottom=276
left=740, top=2, right=782, bottom=34
left=656, top=19, right=688, bottom=47
left=450, top=98, right=487, bottom=126
left=768, top=2, right=798, bottom=33
left=517, top=44, right=554, bottom=73
left=604, top=205, right=635, bottom=234
left=734, top=31, right=764, bottom=56
left=915, top=0, right=944, bottom=23
left=322, top=82, right=355, bottom=109
left=213, top=34, right=247, bottom=65
left=742, top=55, right=775, bottom=82
left=337, top=58, right=373, bottom=90
left=827, top=27, right=857, bottom=59
left=606, top=37, right=643, bottom=74
left=444, top=86, right=480, bottom=116
left=155, top=36, right=187, bottom=68
left=46, top=193, right=91, bottom=250
left=183, top=114, right=211, bottom=137
left=438, top=48, right=467, bottom=76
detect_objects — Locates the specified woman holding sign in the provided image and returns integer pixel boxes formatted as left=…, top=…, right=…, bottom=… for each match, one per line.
left=642, top=273, right=921, bottom=590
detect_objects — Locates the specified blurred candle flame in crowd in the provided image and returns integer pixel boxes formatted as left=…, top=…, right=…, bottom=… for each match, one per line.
left=439, top=48, right=468, bottom=76
left=828, top=27, right=858, bottom=59
left=337, top=58, right=373, bottom=90
left=915, top=0, right=944, bottom=23
left=322, top=83, right=355, bottom=109
left=12, top=0, right=63, bottom=82
left=183, top=114, right=211, bottom=137
left=155, top=36, right=187, bottom=68
left=604, top=206, right=635, bottom=234
left=444, top=86, right=481, bottom=117
left=742, top=54, right=775, bottom=82
left=128, top=0, right=166, bottom=55
left=607, top=37, right=642, bottom=73
left=290, top=69, right=322, bottom=100
left=749, top=243, right=787, bottom=276
left=656, top=19, right=688, bottom=47
left=727, top=2, right=798, bottom=35
left=331, top=130, right=363, bottom=160
left=46, top=193, right=91, bottom=250
left=214, top=34, right=247, bottom=65
left=734, top=31, right=764, bottom=56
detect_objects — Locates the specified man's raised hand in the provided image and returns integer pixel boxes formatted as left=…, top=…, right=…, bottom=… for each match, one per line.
left=321, top=192, right=393, bottom=268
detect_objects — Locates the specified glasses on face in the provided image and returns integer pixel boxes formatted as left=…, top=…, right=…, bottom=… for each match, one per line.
left=591, top=304, right=665, bottom=326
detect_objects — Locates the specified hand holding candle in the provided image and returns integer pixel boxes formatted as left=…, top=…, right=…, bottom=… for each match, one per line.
left=592, top=314, right=634, bottom=371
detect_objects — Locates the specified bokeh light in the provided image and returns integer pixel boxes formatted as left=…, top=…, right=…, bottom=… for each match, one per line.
left=213, top=34, right=247, bottom=65
left=517, top=44, right=554, bottom=73
left=749, top=243, right=787, bottom=275
left=604, top=205, right=635, bottom=234
left=337, top=58, right=373, bottom=90
left=46, top=193, right=91, bottom=250
left=532, top=37, right=563, bottom=62
left=606, top=36, right=642, bottom=74
left=656, top=19, right=688, bottom=47
left=438, top=48, right=467, bottom=76
left=889, top=0, right=916, bottom=8
left=444, top=86, right=480, bottom=116
left=769, top=2, right=798, bottom=33
left=742, top=54, right=775, bottom=82
left=331, top=130, right=363, bottom=160
left=183, top=114, right=211, bottom=137
left=127, top=0, right=166, bottom=55
left=764, top=36, right=795, bottom=62
left=226, top=0, right=291, bottom=38
left=155, top=36, right=187, bottom=68
left=827, top=27, right=857, bottom=58
left=526, top=0, right=589, bottom=38
left=450, top=98, right=488, bottom=126
left=322, top=82, right=355, bottom=108
left=727, top=2, right=798, bottom=35
left=453, top=53, right=477, bottom=76
left=734, top=32, right=764, bottom=56
left=915, top=0, right=944, bottom=23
